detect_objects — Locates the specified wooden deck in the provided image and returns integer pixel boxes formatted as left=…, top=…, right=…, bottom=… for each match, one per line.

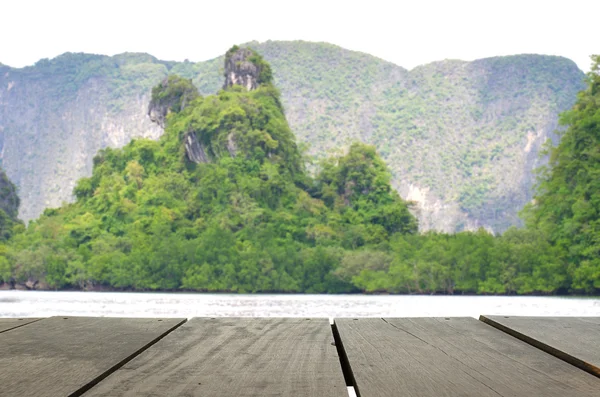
left=0, top=316, right=598, bottom=396
left=480, top=315, right=600, bottom=377
left=0, top=317, right=41, bottom=333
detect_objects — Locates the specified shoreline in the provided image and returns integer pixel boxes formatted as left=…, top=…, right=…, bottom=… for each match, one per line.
left=2, top=282, right=598, bottom=297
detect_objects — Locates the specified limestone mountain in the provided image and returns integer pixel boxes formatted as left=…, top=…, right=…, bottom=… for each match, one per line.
left=0, top=41, right=585, bottom=232
left=3, top=47, right=417, bottom=292
left=0, top=53, right=164, bottom=221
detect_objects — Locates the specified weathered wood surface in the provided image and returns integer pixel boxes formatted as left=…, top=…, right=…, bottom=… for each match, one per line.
left=85, top=317, right=348, bottom=397
left=0, top=317, right=40, bottom=333
left=0, top=316, right=185, bottom=396
left=335, top=317, right=600, bottom=397
left=481, top=315, right=600, bottom=377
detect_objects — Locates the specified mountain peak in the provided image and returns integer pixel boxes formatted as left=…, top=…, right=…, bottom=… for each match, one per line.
left=223, top=46, right=272, bottom=90
left=148, top=75, right=199, bottom=129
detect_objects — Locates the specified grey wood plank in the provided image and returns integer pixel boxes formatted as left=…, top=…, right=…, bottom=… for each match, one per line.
left=480, top=315, right=600, bottom=377
left=0, top=317, right=41, bottom=333
left=577, top=316, right=600, bottom=325
left=0, top=316, right=186, bottom=396
left=85, top=317, right=348, bottom=397
left=335, top=317, right=600, bottom=397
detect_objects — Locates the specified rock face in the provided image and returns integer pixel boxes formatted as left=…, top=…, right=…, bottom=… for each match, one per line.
left=226, top=132, right=237, bottom=157
left=184, top=132, right=209, bottom=163
left=223, top=47, right=260, bottom=90
left=147, top=98, right=169, bottom=128
left=147, top=75, right=204, bottom=163
left=148, top=75, right=199, bottom=128
left=0, top=53, right=165, bottom=222
left=167, top=48, right=261, bottom=164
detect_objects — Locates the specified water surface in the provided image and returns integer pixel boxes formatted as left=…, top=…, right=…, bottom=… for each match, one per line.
left=1, top=291, right=599, bottom=318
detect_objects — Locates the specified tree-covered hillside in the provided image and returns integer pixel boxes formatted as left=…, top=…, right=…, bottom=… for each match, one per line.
left=168, top=42, right=585, bottom=232
left=522, top=56, right=600, bottom=293
left=2, top=48, right=416, bottom=292
left=0, top=49, right=597, bottom=295
left=0, top=167, right=22, bottom=241
left=0, top=42, right=585, bottom=232
left=0, top=52, right=165, bottom=221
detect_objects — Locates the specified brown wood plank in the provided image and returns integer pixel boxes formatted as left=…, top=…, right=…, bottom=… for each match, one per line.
left=335, top=317, right=600, bottom=397
left=0, top=316, right=186, bottom=396
left=0, top=317, right=41, bottom=333
left=85, top=317, right=348, bottom=397
left=480, top=315, right=600, bottom=377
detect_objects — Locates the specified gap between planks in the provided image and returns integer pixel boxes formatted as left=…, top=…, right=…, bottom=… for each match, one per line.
left=69, top=318, right=188, bottom=397
left=0, top=317, right=43, bottom=334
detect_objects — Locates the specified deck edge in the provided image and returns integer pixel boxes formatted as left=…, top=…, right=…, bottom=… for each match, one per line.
left=479, top=315, right=600, bottom=378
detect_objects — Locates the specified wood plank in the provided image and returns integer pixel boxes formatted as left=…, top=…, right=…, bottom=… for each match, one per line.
left=0, top=317, right=41, bottom=333
left=480, top=315, right=600, bottom=377
left=335, top=317, right=600, bottom=397
left=577, top=317, right=600, bottom=326
left=0, top=316, right=186, bottom=396
left=85, top=317, right=348, bottom=397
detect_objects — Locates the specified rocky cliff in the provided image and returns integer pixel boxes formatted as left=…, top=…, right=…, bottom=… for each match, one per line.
left=0, top=53, right=164, bottom=221
left=147, top=48, right=267, bottom=164
left=148, top=75, right=199, bottom=128
left=0, top=42, right=586, bottom=232
left=223, top=46, right=262, bottom=90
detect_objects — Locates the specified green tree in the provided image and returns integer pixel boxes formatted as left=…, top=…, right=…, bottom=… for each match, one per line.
left=522, top=55, right=600, bottom=293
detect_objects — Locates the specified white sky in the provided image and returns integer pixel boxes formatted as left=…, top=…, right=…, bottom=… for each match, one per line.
left=1, top=0, right=597, bottom=72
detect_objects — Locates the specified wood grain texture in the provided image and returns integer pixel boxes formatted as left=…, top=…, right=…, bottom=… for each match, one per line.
left=85, top=317, right=348, bottom=397
left=576, top=317, right=600, bottom=325
left=0, top=316, right=185, bottom=396
left=480, top=315, right=600, bottom=377
left=0, top=317, right=41, bottom=333
left=335, top=317, right=600, bottom=397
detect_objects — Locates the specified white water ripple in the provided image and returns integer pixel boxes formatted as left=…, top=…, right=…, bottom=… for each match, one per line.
left=1, top=291, right=599, bottom=319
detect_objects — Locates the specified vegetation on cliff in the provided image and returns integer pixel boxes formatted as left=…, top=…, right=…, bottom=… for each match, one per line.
left=0, top=48, right=597, bottom=295
left=1, top=48, right=417, bottom=292
left=0, top=168, right=22, bottom=241
left=0, top=42, right=585, bottom=232
left=522, top=55, right=600, bottom=293
left=178, top=42, right=585, bottom=232
left=148, top=75, right=199, bottom=127
left=0, top=167, right=23, bottom=284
